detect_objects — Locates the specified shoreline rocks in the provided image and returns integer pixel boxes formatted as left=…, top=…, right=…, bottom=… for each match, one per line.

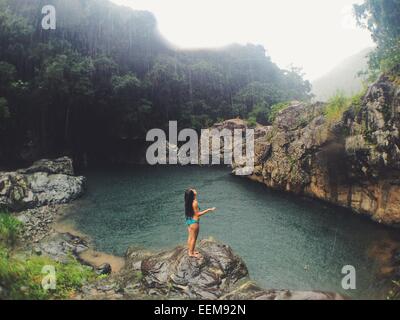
left=16, top=204, right=69, bottom=243
left=220, top=281, right=345, bottom=300
left=17, top=157, right=76, bottom=176
left=104, top=238, right=345, bottom=300
left=0, top=157, right=85, bottom=211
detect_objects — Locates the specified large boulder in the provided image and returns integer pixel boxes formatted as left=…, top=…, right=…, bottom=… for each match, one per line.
left=17, top=157, right=75, bottom=176
left=34, top=232, right=89, bottom=263
left=119, top=239, right=249, bottom=299
left=0, top=157, right=85, bottom=211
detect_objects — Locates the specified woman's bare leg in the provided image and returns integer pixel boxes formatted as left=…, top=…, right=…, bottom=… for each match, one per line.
left=193, top=226, right=200, bottom=255
left=187, top=227, right=196, bottom=255
left=187, top=228, right=194, bottom=253
left=188, top=226, right=200, bottom=257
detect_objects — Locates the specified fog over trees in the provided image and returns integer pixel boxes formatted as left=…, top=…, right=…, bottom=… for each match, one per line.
left=312, top=48, right=371, bottom=102
left=0, top=0, right=311, bottom=166
left=1, top=0, right=399, bottom=167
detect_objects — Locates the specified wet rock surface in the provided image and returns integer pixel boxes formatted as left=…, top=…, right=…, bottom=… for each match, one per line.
left=96, top=263, right=112, bottom=275
left=108, top=239, right=345, bottom=300
left=118, top=239, right=248, bottom=299
left=34, top=232, right=90, bottom=263
left=16, top=204, right=68, bottom=243
left=17, top=157, right=76, bottom=176
left=0, top=157, right=85, bottom=211
left=220, top=282, right=345, bottom=300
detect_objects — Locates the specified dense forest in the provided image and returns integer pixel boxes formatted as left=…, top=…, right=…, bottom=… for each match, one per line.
left=1, top=0, right=399, bottom=168
left=0, top=0, right=311, bottom=167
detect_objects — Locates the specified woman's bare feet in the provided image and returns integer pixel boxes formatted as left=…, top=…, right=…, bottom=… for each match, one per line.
left=188, top=251, right=201, bottom=258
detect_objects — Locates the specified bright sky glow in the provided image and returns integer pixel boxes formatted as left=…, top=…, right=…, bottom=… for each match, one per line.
left=111, top=0, right=374, bottom=80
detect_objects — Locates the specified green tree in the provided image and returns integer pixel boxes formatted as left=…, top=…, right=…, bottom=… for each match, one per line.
left=355, top=0, right=400, bottom=73
left=0, top=97, right=10, bottom=121
left=0, top=0, right=312, bottom=165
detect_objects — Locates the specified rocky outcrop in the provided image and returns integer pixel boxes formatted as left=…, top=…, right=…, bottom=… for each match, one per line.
left=113, top=238, right=344, bottom=300
left=220, top=281, right=345, bottom=300
left=223, top=75, right=400, bottom=225
left=341, top=75, right=400, bottom=223
left=17, top=157, right=75, bottom=176
left=0, top=157, right=85, bottom=211
left=33, top=232, right=90, bottom=263
left=119, top=239, right=248, bottom=299
left=16, top=204, right=68, bottom=243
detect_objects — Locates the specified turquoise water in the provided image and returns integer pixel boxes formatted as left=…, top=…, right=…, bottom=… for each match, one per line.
left=65, top=166, right=400, bottom=299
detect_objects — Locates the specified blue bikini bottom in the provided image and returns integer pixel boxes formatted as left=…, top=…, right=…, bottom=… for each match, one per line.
left=186, top=218, right=199, bottom=226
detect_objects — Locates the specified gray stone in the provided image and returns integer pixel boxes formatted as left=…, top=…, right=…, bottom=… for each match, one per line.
left=0, top=157, right=85, bottom=211
left=120, top=238, right=249, bottom=299
left=219, top=281, right=346, bottom=300
left=37, top=232, right=89, bottom=263
left=18, top=157, right=75, bottom=176
left=96, top=263, right=112, bottom=275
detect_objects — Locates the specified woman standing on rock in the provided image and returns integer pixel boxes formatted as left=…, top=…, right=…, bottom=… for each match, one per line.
left=185, top=189, right=216, bottom=258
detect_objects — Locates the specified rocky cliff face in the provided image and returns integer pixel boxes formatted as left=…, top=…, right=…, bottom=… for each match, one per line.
left=226, top=75, right=400, bottom=225
left=0, top=157, right=86, bottom=211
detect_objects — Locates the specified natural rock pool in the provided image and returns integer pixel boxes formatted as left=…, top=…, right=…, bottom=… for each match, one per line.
left=63, top=166, right=400, bottom=299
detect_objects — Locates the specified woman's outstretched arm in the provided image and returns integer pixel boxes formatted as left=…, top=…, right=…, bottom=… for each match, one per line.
left=198, top=207, right=216, bottom=216
left=193, top=201, right=216, bottom=217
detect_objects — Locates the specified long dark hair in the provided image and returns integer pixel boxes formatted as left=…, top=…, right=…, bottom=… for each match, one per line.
left=184, top=189, right=195, bottom=219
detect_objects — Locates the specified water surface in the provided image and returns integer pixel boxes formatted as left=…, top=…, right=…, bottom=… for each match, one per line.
left=64, top=166, right=400, bottom=299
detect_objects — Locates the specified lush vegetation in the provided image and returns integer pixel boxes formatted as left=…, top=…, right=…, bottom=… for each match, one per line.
left=0, top=246, right=96, bottom=299
left=0, top=213, right=22, bottom=246
left=0, top=0, right=311, bottom=166
left=323, top=92, right=352, bottom=123
left=246, top=100, right=292, bottom=127
left=319, top=0, right=400, bottom=126
left=0, top=212, right=97, bottom=299
left=268, top=102, right=292, bottom=123
left=320, top=0, right=400, bottom=119
left=355, top=0, right=400, bottom=76
left=323, top=90, right=366, bottom=125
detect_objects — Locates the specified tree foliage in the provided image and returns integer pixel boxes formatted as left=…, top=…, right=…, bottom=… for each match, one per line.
left=0, top=0, right=311, bottom=165
left=355, top=0, right=400, bottom=74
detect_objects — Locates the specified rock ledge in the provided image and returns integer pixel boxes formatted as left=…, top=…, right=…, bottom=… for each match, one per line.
left=0, top=157, right=85, bottom=211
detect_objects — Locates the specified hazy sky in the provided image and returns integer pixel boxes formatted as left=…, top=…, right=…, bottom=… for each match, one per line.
left=111, top=0, right=374, bottom=80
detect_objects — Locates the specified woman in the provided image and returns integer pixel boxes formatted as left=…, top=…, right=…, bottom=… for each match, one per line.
left=185, top=189, right=216, bottom=258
